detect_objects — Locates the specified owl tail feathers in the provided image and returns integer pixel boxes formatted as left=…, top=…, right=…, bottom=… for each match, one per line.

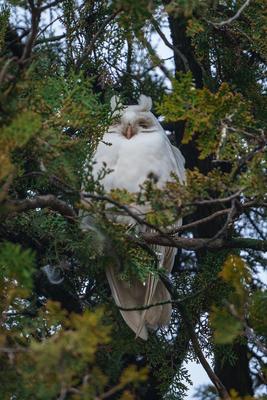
left=135, top=274, right=159, bottom=339
left=105, top=266, right=172, bottom=341
left=106, top=266, right=149, bottom=340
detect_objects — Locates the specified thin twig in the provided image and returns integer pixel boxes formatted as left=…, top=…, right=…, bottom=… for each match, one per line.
left=245, top=326, right=267, bottom=356
left=182, top=309, right=230, bottom=400
left=245, top=211, right=266, bottom=241
left=76, top=9, right=122, bottom=69
left=202, top=199, right=236, bottom=245
left=207, top=0, right=251, bottom=27
left=160, top=274, right=230, bottom=400
left=118, top=280, right=217, bottom=311
left=186, top=189, right=243, bottom=206
left=138, top=30, right=172, bottom=81
left=36, top=14, right=63, bottom=38
left=226, top=303, right=267, bottom=356
left=81, top=192, right=166, bottom=236
left=36, top=34, right=66, bottom=44
left=150, top=16, right=189, bottom=71
left=40, top=0, right=64, bottom=12
left=167, top=207, right=232, bottom=235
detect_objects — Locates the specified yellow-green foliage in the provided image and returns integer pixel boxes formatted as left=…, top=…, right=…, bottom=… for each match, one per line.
left=157, top=72, right=252, bottom=159
left=1, top=0, right=267, bottom=397
left=211, top=255, right=252, bottom=345
left=0, top=111, right=41, bottom=179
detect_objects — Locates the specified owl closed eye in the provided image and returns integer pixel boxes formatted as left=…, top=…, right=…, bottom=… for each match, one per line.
left=108, top=95, right=160, bottom=139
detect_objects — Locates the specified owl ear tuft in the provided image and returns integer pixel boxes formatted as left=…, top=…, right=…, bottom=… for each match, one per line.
left=110, top=95, right=121, bottom=112
left=138, top=95, right=152, bottom=111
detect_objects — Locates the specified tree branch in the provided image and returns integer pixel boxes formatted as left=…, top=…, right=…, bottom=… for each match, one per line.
left=207, top=0, right=251, bottom=27
left=150, top=16, right=189, bottom=71
left=118, top=280, right=217, bottom=311
left=81, top=192, right=166, bottom=235
left=35, top=34, right=66, bottom=44
left=138, top=30, right=172, bottom=82
left=18, top=0, right=64, bottom=64
left=202, top=199, right=236, bottom=244
left=160, top=274, right=230, bottom=400
left=6, top=195, right=76, bottom=221
left=167, top=207, right=232, bottom=234
left=187, top=189, right=243, bottom=206
left=140, top=234, right=267, bottom=251
left=40, top=0, right=64, bottom=12
left=19, top=1, right=41, bottom=63
left=76, top=9, right=122, bottom=69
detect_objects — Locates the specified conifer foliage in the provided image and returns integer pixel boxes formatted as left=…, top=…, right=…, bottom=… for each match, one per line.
left=0, top=1, right=266, bottom=399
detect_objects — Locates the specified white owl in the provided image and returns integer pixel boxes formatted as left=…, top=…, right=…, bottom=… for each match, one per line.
left=83, top=95, right=186, bottom=340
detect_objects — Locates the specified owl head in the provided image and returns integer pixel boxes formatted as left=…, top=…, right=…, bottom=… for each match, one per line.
left=109, top=94, right=164, bottom=139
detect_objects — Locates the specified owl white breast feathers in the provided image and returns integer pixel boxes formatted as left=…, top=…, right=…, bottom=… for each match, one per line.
left=83, top=95, right=186, bottom=340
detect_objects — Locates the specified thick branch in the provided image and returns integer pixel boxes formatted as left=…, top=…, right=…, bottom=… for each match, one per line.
left=20, top=1, right=41, bottom=63
left=141, top=234, right=267, bottom=251
left=6, top=195, right=76, bottom=221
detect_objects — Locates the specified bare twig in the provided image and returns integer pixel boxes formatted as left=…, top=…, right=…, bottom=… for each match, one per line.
left=245, top=326, right=267, bottom=356
left=35, top=34, right=66, bottom=44
left=245, top=211, right=266, bottom=241
left=160, top=274, right=230, bottom=400
left=118, top=280, right=217, bottom=311
left=76, top=9, right=122, bottom=69
left=202, top=199, right=237, bottom=245
left=138, top=30, right=172, bottom=81
left=19, top=1, right=41, bottom=63
left=40, top=0, right=64, bottom=12
left=186, top=189, right=243, bottom=206
left=207, top=0, right=251, bottom=27
left=167, top=207, right=232, bottom=235
left=150, top=16, right=189, bottom=71
left=230, top=142, right=267, bottom=180
left=226, top=303, right=267, bottom=356
left=36, top=14, right=63, bottom=38
left=182, top=309, right=231, bottom=400
left=81, top=192, right=166, bottom=236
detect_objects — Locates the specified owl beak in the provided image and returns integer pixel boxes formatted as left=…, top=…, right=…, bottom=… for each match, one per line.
left=125, top=124, right=134, bottom=139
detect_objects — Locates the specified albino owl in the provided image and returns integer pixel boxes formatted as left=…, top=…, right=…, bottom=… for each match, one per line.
left=83, top=95, right=185, bottom=340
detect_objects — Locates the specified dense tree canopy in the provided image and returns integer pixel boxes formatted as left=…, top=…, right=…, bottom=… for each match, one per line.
left=0, top=0, right=266, bottom=399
